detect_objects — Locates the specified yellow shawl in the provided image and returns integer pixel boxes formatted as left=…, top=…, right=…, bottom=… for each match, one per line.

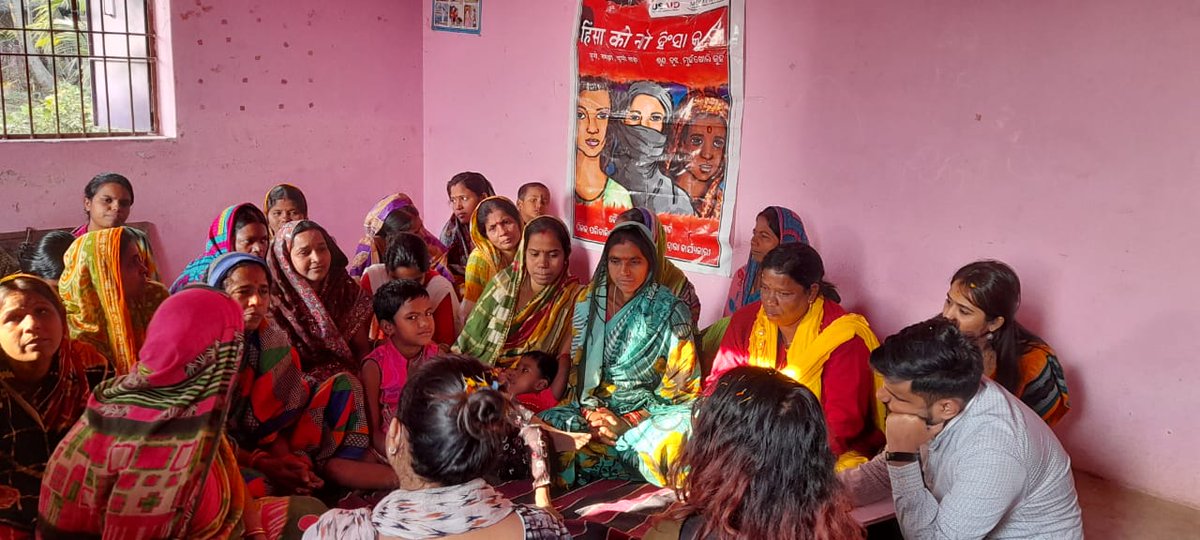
left=748, top=296, right=885, bottom=470
left=59, top=227, right=168, bottom=375
left=462, top=196, right=519, bottom=303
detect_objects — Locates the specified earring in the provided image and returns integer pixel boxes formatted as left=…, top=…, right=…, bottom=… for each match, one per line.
left=985, top=332, right=994, bottom=341
left=388, top=446, right=398, bottom=456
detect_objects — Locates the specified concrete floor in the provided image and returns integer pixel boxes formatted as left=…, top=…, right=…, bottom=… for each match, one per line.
left=1075, top=471, right=1200, bottom=539
left=865, top=470, right=1200, bottom=539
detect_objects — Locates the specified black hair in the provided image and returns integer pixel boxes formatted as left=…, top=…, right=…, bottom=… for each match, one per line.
left=445, top=172, right=495, bottom=198
left=266, top=184, right=308, bottom=214
left=373, top=278, right=429, bottom=323
left=399, top=354, right=516, bottom=486
left=384, top=233, right=431, bottom=274
left=604, top=224, right=658, bottom=281
left=232, top=204, right=268, bottom=233
left=472, top=198, right=521, bottom=237
left=522, top=350, right=558, bottom=383
left=870, top=316, right=984, bottom=403
left=118, top=227, right=138, bottom=255
left=214, top=258, right=270, bottom=289
left=288, top=220, right=347, bottom=269
left=667, top=366, right=862, bottom=540
left=0, top=274, right=67, bottom=331
left=757, top=207, right=781, bottom=238
left=26, top=230, right=76, bottom=281
left=616, top=207, right=649, bottom=227
left=761, top=242, right=840, bottom=303
left=522, top=217, right=572, bottom=259
left=517, top=182, right=549, bottom=200
left=84, top=172, right=134, bottom=203
left=377, top=207, right=420, bottom=240
left=950, top=260, right=1044, bottom=393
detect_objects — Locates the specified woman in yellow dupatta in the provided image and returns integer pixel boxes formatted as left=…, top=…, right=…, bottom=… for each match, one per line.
left=58, top=227, right=168, bottom=374
left=616, top=207, right=701, bottom=326
left=708, top=242, right=884, bottom=471
left=461, top=196, right=523, bottom=313
left=455, top=216, right=582, bottom=370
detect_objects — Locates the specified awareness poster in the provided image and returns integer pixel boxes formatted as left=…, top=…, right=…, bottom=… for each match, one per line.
left=569, top=0, right=744, bottom=274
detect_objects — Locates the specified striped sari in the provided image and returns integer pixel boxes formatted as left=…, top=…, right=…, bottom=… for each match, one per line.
left=39, top=289, right=324, bottom=539
left=170, top=203, right=261, bottom=293
left=462, top=196, right=520, bottom=304
left=58, top=227, right=168, bottom=375
left=999, top=342, right=1071, bottom=426
left=455, top=216, right=582, bottom=368
left=347, top=193, right=452, bottom=280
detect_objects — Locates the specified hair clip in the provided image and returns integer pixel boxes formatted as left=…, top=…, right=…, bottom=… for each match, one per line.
left=462, top=375, right=489, bottom=394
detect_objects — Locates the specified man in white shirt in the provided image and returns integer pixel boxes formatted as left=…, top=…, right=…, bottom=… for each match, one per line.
left=841, top=317, right=1083, bottom=539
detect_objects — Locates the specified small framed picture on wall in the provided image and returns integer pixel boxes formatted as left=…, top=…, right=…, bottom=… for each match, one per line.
left=432, top=0, right=481, bottom=35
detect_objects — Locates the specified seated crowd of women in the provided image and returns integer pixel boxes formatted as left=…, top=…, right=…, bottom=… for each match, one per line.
left=0, top=171, right=1070, bottom=539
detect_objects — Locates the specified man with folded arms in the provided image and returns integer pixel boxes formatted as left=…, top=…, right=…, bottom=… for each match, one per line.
left=841, top=317, right=1082, bottom=539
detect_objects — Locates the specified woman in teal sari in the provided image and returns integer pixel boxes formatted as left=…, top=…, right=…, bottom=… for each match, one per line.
left=539, top=221, right=699, bottom=488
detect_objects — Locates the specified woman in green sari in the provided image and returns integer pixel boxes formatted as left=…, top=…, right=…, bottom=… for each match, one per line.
left=539, top=221, right=699, bottom=488
left=455, top=216, right=582, bottom=371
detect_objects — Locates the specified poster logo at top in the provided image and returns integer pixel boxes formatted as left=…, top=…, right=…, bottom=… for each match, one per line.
left=648, top=0, right=730, bottom=18
left=569, top=0, right=744, bottom=274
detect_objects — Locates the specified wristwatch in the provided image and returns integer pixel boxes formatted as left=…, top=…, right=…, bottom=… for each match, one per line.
left=885, top=451, right=920, bottom=463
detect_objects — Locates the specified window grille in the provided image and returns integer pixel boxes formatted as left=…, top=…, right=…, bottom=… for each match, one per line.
left=0, top=0, right=157, bottom=139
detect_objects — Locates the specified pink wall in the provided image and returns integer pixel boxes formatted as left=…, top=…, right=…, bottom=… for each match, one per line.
left=0, top=0, right=424, bottom=277
left=420, top=0, right=578, bottom=236
left=3, top=0, right=1196, bottom=509
left=420, top=1, right=1200, bottom=506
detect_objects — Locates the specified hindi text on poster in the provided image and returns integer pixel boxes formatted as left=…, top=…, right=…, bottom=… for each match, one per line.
left=569, top=0, right=743, bottom=273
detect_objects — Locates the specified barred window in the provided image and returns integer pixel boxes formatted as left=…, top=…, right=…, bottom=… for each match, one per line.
left=1, top=0, right=158, bottom=139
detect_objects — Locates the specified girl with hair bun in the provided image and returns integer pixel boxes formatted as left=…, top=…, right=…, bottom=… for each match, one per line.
left=304, top=355, right=570, bottom=540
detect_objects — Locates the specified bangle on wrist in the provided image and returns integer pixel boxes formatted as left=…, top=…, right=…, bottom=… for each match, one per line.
left=243, top=528, right=266, bottom=538
left=621, top=410, right=648, bottom=427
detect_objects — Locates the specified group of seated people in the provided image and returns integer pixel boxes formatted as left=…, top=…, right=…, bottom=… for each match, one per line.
left=0, top=170, right=1081, bottom=539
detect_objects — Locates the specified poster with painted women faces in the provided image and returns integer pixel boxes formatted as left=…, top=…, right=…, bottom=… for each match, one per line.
left=570, top=0, right=744, bottom=274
